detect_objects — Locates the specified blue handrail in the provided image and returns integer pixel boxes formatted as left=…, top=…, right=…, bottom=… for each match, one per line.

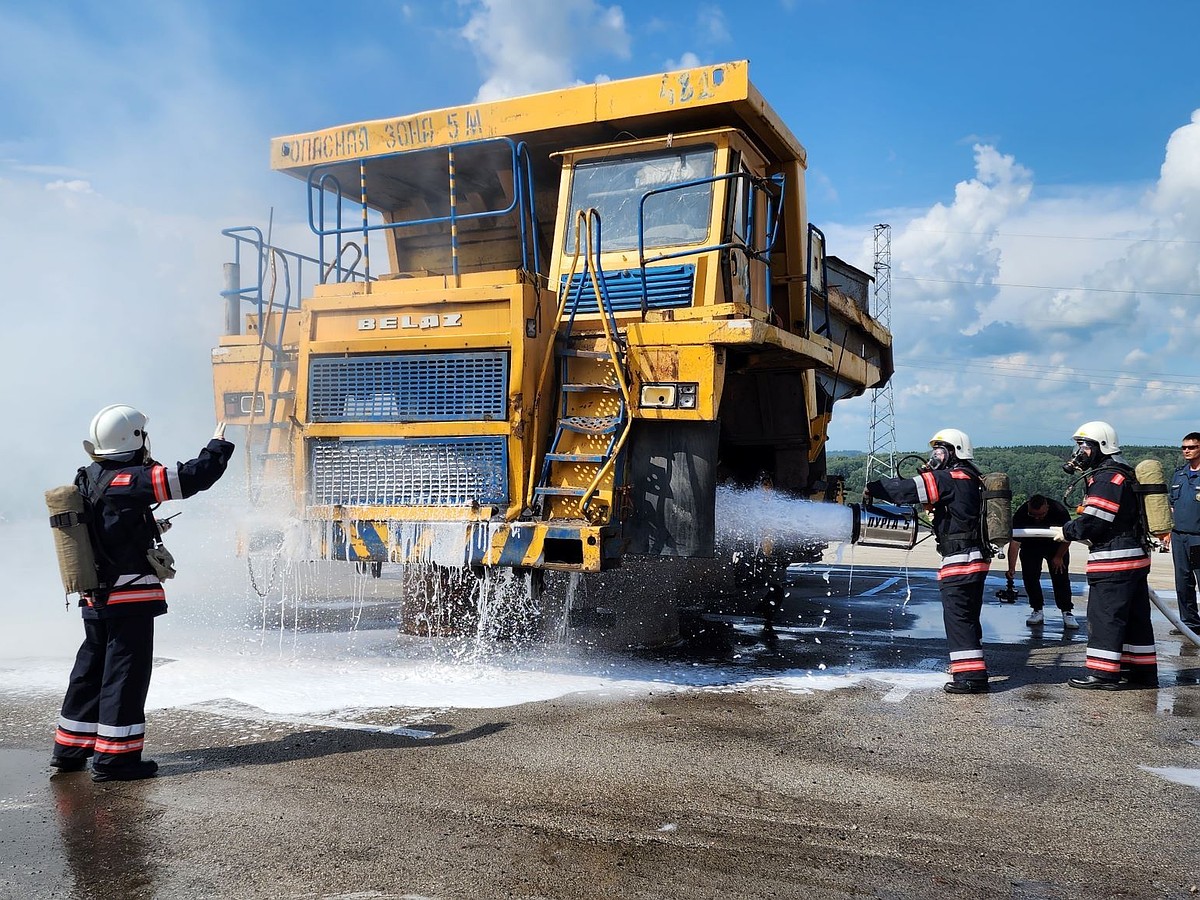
left=636, top=171, right=783, bottom=316
left=305, top=136, right=544, bottom=282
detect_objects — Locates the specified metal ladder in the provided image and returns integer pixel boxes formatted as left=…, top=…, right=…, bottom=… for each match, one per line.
left=528, top=210, right=633, bottom=523
left=241, top=246, right=300, bottom=505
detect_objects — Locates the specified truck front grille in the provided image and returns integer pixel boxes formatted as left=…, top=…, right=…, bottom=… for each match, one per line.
left=309, top=351, right=509, bottom=422
left=310, top=437, right=508, bottom=506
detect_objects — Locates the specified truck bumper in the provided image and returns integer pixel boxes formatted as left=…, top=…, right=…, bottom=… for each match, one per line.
left=325, top=518, right=623, bottom=572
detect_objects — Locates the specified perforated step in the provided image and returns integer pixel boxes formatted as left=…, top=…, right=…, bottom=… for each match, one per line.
left=561, top=416, right=621, bottom=435
left=557, top=348, right=614, bottom=359
left=533, top=486, right=588, bottom=498
left=561, top=383, right=620, bottom=393
left=545, top=452, right=607, bottom=463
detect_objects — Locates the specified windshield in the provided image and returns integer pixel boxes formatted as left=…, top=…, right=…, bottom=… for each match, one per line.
left=565, top=145, right=716, bottom=253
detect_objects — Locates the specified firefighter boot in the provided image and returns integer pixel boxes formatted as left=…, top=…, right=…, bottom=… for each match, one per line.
left=1068, top=674, right=1122, bottom=691
left=49, top=755, right=88, bottom=773
left=944, top=678, right=989, bottom=695
left=92, top=759, right=159, bottom=783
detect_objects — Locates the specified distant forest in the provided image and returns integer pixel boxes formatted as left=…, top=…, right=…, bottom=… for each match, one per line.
left=829, top=445, right=1183, bottom=509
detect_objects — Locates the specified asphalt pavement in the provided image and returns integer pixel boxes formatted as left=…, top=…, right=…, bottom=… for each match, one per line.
left=2, top=541, right=1198, bottom=899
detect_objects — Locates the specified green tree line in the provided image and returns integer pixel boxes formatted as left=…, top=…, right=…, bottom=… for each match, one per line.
left=830, top=445, right=1182, bottom=509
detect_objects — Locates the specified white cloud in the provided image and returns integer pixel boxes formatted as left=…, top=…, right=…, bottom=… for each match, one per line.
left=1152, top=109, right=1200, bottom=219
left=828, top=113, right=1200, bottom=451
left=887, top=144, right=1033, bottom=350
left=45, top=178, right=93, bottom=194
left=462, top=0, right=631, bottom=101
left=663, top=52, right=702, bottom=71
left=698, top=5, right=730, bottom=43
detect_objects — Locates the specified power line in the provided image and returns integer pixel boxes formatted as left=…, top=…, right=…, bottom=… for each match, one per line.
left=893, top=275, right=1200, bottom=299
left=900, top=355, right=1196, bottom=383
left=897, top=360, right=1200, bottom=395
left=906, top=228, right=1200, bottom=246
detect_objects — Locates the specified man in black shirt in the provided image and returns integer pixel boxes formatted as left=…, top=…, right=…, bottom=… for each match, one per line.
left=1007, top=494, right=1078, bottom=630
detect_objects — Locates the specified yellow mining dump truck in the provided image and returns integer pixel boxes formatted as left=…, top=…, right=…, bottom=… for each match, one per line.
left=212, top=59, right=892, bottom=641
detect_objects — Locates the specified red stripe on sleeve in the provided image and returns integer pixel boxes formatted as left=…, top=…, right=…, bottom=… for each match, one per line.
left=151, top=465, right=169, bottom=502
left=921, top=471, right=940, bottom=503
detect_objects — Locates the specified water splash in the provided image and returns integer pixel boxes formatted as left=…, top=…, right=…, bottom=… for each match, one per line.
left=714, top=485, right=853, bottom=545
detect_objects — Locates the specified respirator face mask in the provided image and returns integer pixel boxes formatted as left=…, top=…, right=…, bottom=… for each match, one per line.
left=1062, top=440, right=1097, bottom=474
left=926, top=444, right=952, bottom=471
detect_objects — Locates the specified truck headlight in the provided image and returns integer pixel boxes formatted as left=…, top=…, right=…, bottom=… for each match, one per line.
left=224, top=391, right=265, bottom=417
left=639, top=384, right=677, bottom=408
left=677, top=383, right=698, bottom=409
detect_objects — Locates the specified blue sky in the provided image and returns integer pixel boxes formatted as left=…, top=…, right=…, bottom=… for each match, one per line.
left=2, top=0, right=1199, bottom=515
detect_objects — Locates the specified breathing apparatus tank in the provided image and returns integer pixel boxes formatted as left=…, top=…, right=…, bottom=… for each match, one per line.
left=1134, top=458, right=1173, bottom=537
left=45, top=483, right=101, bottom=597
left=981, top=472, right=1013, bottom=551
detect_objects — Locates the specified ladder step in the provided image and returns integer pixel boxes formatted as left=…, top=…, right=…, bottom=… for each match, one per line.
left=561, top=416, right=621, bottom=434
left=558, top=348, right=613, bottom=359
left=561, top=383, right=620, bottom=392
left=545, top=452, right=608, bottom=463
left=533, top=486, right=588, bottom=498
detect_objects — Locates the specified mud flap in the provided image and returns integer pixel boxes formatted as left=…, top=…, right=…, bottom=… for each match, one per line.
left=625, top=421, right=718, bottom=557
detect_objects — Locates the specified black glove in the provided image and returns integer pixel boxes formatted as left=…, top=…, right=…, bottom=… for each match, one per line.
left=861, top=489, right=872, bottom=508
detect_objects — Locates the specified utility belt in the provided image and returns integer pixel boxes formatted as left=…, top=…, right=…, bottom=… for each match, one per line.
left=936, top=532, right=984, bottom=558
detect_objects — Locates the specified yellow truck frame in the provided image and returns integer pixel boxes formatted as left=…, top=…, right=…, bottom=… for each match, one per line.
left=212, top=60, right=892, bottom=621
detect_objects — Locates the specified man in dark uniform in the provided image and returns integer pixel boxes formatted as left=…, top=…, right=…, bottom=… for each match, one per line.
left=1164, top=432, right=1200, bottom=635
left=50, top=405, right=234, bottom=781
left=1054, top=420, right=1157, bottom=690
left=1007, top=494, right=1077, bottom=630
left=866, top=427, right=991, bottom=695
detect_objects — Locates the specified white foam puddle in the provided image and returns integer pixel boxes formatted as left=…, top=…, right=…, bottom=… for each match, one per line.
left=739, top=669, right=947, bottom=699
left=0, top=630, right=954, bottom=728
left=1140, top=765, right=1200, bottom=790
left=0, top=509, right=951, bottom=736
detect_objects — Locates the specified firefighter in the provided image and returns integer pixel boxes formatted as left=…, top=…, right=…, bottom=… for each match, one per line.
left=1053, top=421, right=1157, bottom=690
left=50, top=405, right=234, bottom=781
left=865, top=428, right=991, bottom=694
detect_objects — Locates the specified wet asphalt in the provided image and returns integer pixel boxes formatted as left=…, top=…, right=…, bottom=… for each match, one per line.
left=3, top=546, right=1200, bottom=899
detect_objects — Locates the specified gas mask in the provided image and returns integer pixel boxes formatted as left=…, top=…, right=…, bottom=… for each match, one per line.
left=926, top=444, right=953, bottom=471
left=1062, top=440, right=1098, bottom=474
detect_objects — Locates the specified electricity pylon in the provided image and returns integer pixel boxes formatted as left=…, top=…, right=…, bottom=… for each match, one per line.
left=864, top=223, right=897, bottom=485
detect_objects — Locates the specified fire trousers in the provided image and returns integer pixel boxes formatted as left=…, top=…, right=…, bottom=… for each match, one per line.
left=53, top=615, right=155, bottom=768
left=941, top=574, right=988, bottom=682
left=1084, top=573, right=1157, bottom=681
left=1019, top=545, right=1072, bottom=612
left=1170, top=532, right=1200, bottom=629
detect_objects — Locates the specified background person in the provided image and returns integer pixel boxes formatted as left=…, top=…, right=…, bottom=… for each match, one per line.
left=50, top=405, right=233, bottom=781
left=1007, top=495, right=1077, bottom=630
left=866, top=428, right=991, bottom=695
left=1164, top=432, right=1200, bottom=636
left=1055, top=421, right=1156, bottom=690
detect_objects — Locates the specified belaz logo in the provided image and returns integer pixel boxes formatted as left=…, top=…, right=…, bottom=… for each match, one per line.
left=358, top=314, right=463, bottom=331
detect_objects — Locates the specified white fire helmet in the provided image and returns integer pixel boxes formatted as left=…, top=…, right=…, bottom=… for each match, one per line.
left=1073, top=421, right=1120, bottom=454
left=84, top=404, right=149, bottom=460
left=929, top=427, right=974, bottom=460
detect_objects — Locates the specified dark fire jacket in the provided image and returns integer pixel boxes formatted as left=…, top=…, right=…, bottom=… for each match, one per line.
left=78, top=438, right=234, bottom=618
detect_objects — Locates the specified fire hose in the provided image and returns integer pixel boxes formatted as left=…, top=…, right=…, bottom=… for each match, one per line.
left=1011, top=527, right=1200, bottom=648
